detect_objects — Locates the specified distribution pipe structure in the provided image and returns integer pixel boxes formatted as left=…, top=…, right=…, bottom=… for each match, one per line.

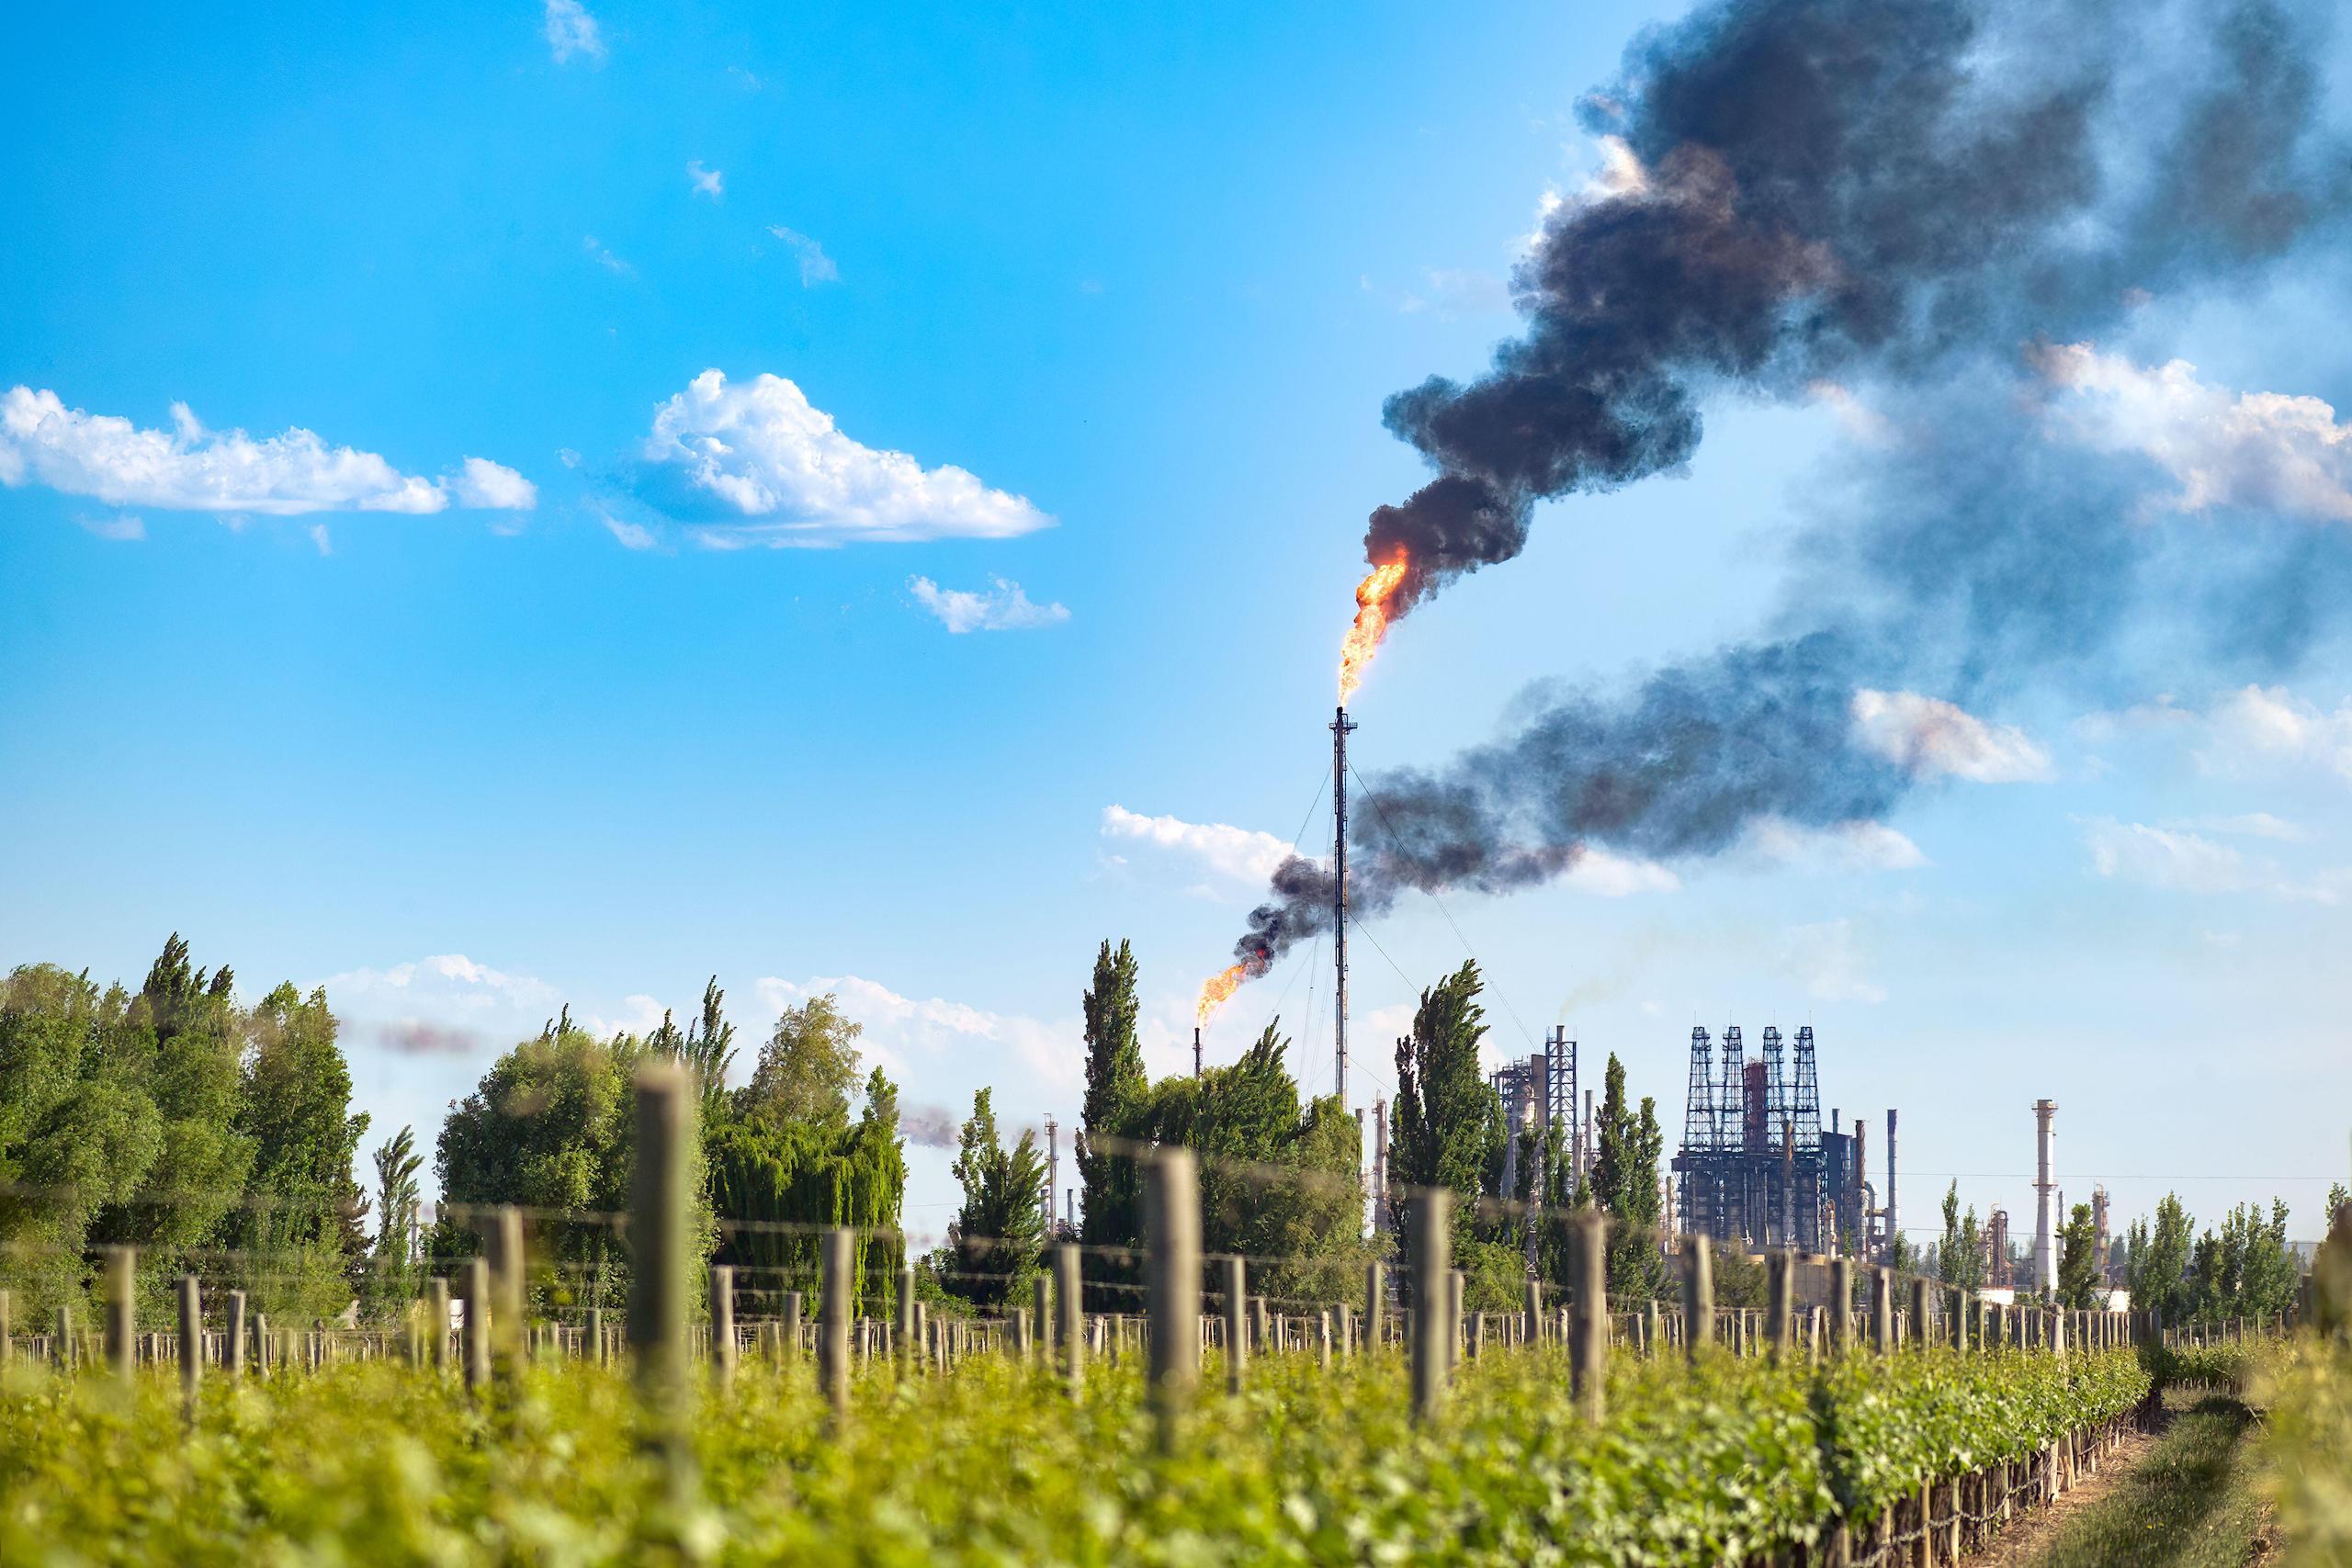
left=1332, top=705, right=1356, bottom=1105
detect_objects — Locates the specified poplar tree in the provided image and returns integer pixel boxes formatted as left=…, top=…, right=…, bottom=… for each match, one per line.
left=1075, top=940, right=1148, bottom=1251
left=1389, top=961, right=1504, bottom=1257
left=1587, top=1053, right=1668, bottom=1299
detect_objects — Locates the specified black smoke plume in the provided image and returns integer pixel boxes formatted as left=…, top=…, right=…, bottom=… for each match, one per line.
left=1237, top=0, right=2350, bottom=975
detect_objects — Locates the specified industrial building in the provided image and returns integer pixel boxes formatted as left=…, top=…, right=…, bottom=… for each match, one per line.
left=1488, top=1028, right=1583, bottom=1262
left=1670, top=1025, right=1895, bottom=1258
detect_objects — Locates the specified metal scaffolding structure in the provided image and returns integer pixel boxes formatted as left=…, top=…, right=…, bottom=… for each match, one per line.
left=1670, top=1021, right=1842, bottom=1255
left=1487, top=1028, right=1577, bottom=1268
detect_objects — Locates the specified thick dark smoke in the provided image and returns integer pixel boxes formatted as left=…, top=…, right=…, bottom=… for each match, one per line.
left=1363, top=0, right=2343, bottom=615
left=1237, top=0, right=2350, bottom=974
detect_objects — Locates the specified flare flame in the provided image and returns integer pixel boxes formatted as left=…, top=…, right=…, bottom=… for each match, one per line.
left=1338, top=557, right=1410, bottom=702
left=1195, top=961, right=1251, bottom=1023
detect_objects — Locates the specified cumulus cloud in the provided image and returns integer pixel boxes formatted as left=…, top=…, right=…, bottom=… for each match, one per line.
left=1780, top=919, right=1886, bottom=1004
left=582, top=236, right=634, bottom=278
left=452, top=457, right=537, bottom=510
left=325, top=953, right=560, bottom=1014
left=754, top=974, right=1078, bottom=1091
left=1851, top=689, right=2051, bottom=782
left=0, top=387, right=457, bottom=515
left=1561, top=847, right=1680, bottom=896
left=1101, top=805, right=1291, bottom=885
left=909, top=575, right=1069, bottom=633
left=2030, top=343, right=2352, bottom=523
left=77, top=513, right=144, bottom=541
left=2202, top=685, right=2352, bottom=780
left=636, top=370, right=1052, bottom=543
left=766, top=225, right=839, bottom=287
left=2081, top=817, right=2349, bottom=903
left=1743, top=816, right=1928, bottom=872
left=543, top=0, right=604, bottom=64
left=687, top=161, right=725, bottom=201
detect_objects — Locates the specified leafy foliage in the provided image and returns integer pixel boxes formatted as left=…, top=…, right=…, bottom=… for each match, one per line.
left=1389, top=961, right=1504, bottom=1263
left=944, top=1088, right=1046, bottom=1309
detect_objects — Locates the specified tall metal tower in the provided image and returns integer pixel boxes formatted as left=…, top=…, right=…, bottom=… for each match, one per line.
left=1331, top=705, right=1356, bottom=1105
left=1675, top=1027, right=1715, bottom=1233
left=1791, top=1028, right=1823, bottom=1151
left=1761, top=1027, right=1788, bottom=1149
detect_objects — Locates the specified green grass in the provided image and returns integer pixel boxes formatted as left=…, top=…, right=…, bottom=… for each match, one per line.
left=2028, top=1393, right=2269, bottom=1568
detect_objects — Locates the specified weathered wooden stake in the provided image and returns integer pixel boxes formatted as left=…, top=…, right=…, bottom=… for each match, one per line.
left=103, top=1245, right=136, bottom=1382
left=708, top=1265, right=736, bottom=1389
left=1221, top=1257, right=1248, bottom=1394
left=487, top=1204, right=526, bottom=1383
left=1033, top=1273, right=1053, bottom=1367
left=1907, top=1277, right=1930, bottom=1350
left=1317, top=1309, right=1332, bottom=1370
left=1682, top=1235, right=1713, bottom=1364
left=1766, top=1249, right=1793, bottom=1363
left=1054, top=1242, right=1082, bottom=1394
left=1830, top=1258, right=1853, bottom=1355
left=628, top=1061, right=695, bottom=1498
left=1144, top=1148, right=1201, bottom=1451
left=1409, top=1188, right=1453, bottom=1423
left=176, top=1275, right=201, bottom=1416
left=1364, top=1259, right=1385, bottom=1353
left=1570, top=1211, right=1606, bottom=1421
left=1871, top=1268, right=1893, bottom=1352
left=224, top=1291, right=246, bottom=1377
left=463, top=1258, right=492, bottom=1392
left=819, top=1228, right=853, bottom=1422
left=783, top=1292, right=803, bottom=1364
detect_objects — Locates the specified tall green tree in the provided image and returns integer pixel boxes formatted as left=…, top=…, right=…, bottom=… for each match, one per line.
left=371, top=1124, right=424, bottom=1291
left=1937, top=1180, right=1984, bottom=1292
left=1389, top=962, right=1505, bottom=1263
left=1075, top=940, right=1148, bottom=1253
left=944, top=1088, right=1047, bottom=1309
left=742, top=993, right=862, bottom=1128
left=1585, top=1053, right=1670, bottom=1300
left=2057, top=1201, right=2099, bottom=1308
left=232, top=982, right=371, bottom=1314
left=2125, top=1192, right=2195, bottom=1322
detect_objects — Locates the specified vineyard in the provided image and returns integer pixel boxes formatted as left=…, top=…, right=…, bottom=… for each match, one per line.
left=7, top=1066, right=2344, bottom=1566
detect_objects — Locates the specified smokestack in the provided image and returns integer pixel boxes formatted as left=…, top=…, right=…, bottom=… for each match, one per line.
left=2033, top=1100, right=2059, bottom=1294
left=1332, top=706, right=1356, bottom=1104
left=1043, top=1116, right=1059, bottom=1235
left=1373, top=1094, right=1390, bottom=1233
left=1193, top=1026, right=1202, bottom=1079
left=1853, top=1116, right=1867, bottom=1258
left=1884, top=1109, right=1899, bottom=1265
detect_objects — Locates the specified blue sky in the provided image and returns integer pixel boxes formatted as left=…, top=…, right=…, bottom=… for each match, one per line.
left=5, top=0, right=2349, bottom=1249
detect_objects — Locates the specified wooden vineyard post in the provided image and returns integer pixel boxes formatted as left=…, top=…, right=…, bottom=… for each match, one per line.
left=225, top=1291, right=247, bottom=1377
left=1682, top=1235, right=1713, bottom=1364
left=1524, top=1279, right=1544, bottom=1348
left=1317, top=1310, right=1332, bottom=1370
left=176, top=1275, right=201, bottom=1418
left=1830, top=1258, right=1852, bottom=1355
left=1145, top=1148, right=1201, bottom=1452
left=1055, top=1243, right=1083, bottom=1395
left=709, top=1265, right=736, bottom=1391
left=899, top=1264, right=919, bottom=1376
left=784, top=1292, right=803, bottom=1364
left=1033, top=1274, right=1053, bottom=1370
left=52, top=1305, right=72, bottom=1371
left=819, top=1228, right=853, bottom=1423
left=629, top=1061, right=695, bottom=1501
left=1223, top=1257, right=1247, bottom=1395
left=1907, top=1277, right=1929, bottom=1350
left=1410, top=1188, right=1453, bottom=1424
left=487, top=1204, right=526, bottom=1385
left=1447, top=1269, right=1465, bottom=1372
left=1766, top=1249, right=1792, bottom=1363
left=104, top=1246, right=134, bottom=1383
left=1868, top=1268, right=1890, bottom=1352
left=590, top=1306, right=607, bottom=1367
left=1570, top=1212, right=1606, bottom=1422
left=1949, top=1287, right=1967, bottom=1350
left=462, top=1258, right=492, bottom=1393
left=428, top=1279, right=450, bottom=1371
left=1364, top=1260, right=1385, bottom=1353
left=1645, top=1299, right=1663, bottom=1359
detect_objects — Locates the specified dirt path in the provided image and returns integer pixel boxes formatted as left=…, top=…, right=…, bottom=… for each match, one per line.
left=1962, top=1418, right=2167, bottom=1567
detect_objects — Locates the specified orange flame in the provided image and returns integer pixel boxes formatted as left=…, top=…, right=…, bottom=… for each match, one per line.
left=1195, top=962, right=1250, bottom=1024
left=1338, top=556, right=1411, bottom=702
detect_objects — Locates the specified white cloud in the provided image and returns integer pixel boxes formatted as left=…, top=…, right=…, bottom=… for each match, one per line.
left=2030, top=343, right=2352, bottom=522
left=309, top=523, right=333, bottom=556
left=1101, top=805, right=1290, bottom=885
left=452, top=457, right=537, bottom=510
left=908, top=575, right=1069, bottom=633
left=753, top=974, right=1079, bottom=1092
left=2203, top=684, right=2352, bottom=780
left=2176, top=811, right=2305, bottom=842
left=766, top=225, right=839, bottom=287
left=2080, top=816, right=2347, bottom=903
left=1744, top=816, right=1929, bottom=872
left=584, top=993, right=668, bottom=1040
left=687, top=161, right=725, bottom=201
left=582, top=235, right=634, bottom=278
left=321, top=953, right=560, bottom=1022
left=78, top=513, right=144, bottom=541
left=638, top=370, right=1052, bottom=543
left=0, top=387, right=450, bottom=515
left=1852, top=689, right=2051, bottom=782
left=1780, top=919, right=1886, bottom=1004
left=543, top=0, right=605, bottom=64
left=1807, top=380, right=1896, bottom=446
left=599, top=510, right=658, bottom=551
left=1562, top=847, right=1681, bottom=896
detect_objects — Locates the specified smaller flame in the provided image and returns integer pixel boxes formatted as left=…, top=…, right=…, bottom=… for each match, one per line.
left=1338, top=556, right=1411, bottom=702
left=1195, top=962, right=1250, bottom=1024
